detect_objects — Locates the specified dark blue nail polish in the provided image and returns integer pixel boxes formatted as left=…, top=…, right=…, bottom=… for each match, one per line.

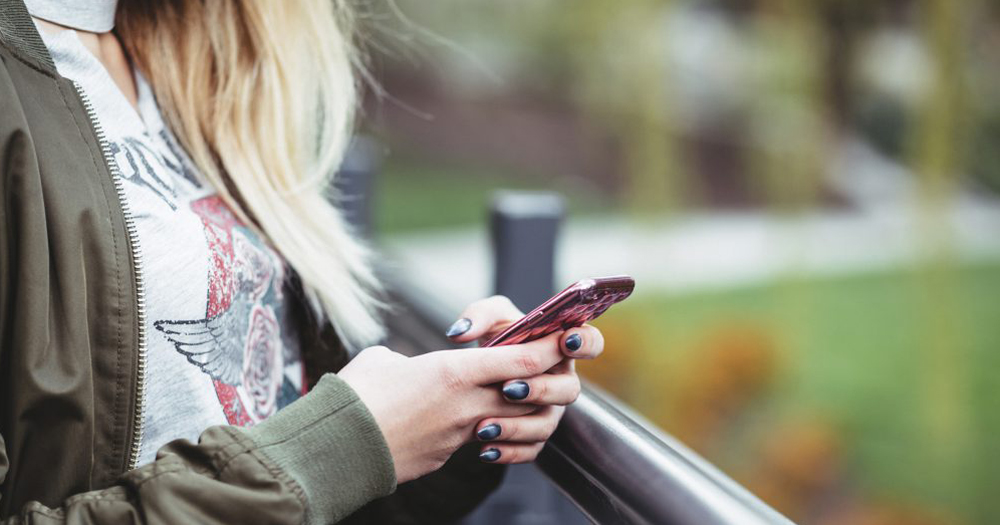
left=477, top=424, right=502, bottom=441
left=565, top=333, right=583, bottom=352
left=445, top=318, right=472, bottom=338
left=479, top=448, right=501, bottom=462
left=502, top=381, right=530, bottom=401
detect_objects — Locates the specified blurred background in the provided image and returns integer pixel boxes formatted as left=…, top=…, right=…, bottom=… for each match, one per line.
left=351, top=1, right=1000, bottom=524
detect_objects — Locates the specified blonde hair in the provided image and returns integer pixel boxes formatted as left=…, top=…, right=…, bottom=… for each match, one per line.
left=117, top=0, right=384, bottom=349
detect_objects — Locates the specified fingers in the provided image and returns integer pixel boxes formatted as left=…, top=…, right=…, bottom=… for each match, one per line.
left=474, top=406, right=567, bottom=464
left=482, top=399, right=540, bottom=419
left=499, top=372, right=580, bottom=406
left=546, top=325, right=601, bottom=374
left=548, top=356, right=575, bottom=375
left=560, top=325, right=604, bottom=359
left=475, top=406, right=564, bottom=443
left=454, top=332, right=565, bottom=385
left=445, top=296, right=524, bottom=344
left=477, top=442, right=546, bottom=464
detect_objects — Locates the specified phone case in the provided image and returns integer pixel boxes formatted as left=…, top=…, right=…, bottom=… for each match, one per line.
left=483, top=275, right=635, bottom=347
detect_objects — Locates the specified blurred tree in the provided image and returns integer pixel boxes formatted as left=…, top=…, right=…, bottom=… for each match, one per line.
left=908, top=0, right=975, bottom=518
left=745, top=0, right=829, bottom=213
left=556, top=0, right=687, bottom=216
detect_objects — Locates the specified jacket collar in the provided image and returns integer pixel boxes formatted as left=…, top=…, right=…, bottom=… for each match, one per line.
left=0, top=0, right=58, bottom=72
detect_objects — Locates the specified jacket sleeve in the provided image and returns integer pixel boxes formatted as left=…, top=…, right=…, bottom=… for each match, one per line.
left=0, top=374, right=397, bottom=525
left=342, top=444, right=505, bottom=525
left=291, top=294, right=507, bottom=525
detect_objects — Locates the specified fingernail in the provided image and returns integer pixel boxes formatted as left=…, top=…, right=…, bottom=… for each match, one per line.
left=565, top=333, right=583, bottom=352
left=502, top=381, right=530, bottom=401
left=479, top=448, right=501, bottom=462
left=477, top=424, right=502, bottom=441
left=445, top=318, right=472, bottom=338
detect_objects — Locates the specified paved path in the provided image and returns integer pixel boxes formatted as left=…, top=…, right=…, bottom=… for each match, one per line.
left=382, top=140, right=1000, bottom=313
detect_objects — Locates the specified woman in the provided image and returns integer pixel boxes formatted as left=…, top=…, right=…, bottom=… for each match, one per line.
left=0, top=0, right=604, bottom=523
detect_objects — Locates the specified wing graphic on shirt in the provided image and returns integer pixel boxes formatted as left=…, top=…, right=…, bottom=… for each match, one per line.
left=153, top=299, right=251, bottom=386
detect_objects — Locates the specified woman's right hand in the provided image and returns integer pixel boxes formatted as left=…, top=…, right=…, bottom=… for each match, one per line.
left=337, top=334, right=566, bottom=484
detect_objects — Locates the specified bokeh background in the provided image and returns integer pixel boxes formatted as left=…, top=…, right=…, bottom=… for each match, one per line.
left=352, top=1, right=1000, bottom=524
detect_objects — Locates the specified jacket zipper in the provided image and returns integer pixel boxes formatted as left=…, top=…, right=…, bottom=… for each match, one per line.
left=73, top=82, right=149, bottom=471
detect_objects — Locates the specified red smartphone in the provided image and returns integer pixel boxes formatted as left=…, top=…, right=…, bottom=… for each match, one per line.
left=483, top=276, right=635, bottom=347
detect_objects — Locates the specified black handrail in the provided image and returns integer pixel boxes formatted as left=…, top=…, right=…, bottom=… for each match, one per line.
left=543, top=385, right=795, bottom=524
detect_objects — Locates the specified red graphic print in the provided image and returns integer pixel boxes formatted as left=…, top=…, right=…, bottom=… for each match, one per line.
left=154, top=196, right=291, bottom=427
left=192, top=197, right=254, bottom=426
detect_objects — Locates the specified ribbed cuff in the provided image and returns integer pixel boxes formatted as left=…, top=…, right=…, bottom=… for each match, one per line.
left=245, top=373, right=397, bottom=525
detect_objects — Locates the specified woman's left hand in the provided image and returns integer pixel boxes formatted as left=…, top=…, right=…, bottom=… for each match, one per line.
left=445, top=295, right=605, bottom=463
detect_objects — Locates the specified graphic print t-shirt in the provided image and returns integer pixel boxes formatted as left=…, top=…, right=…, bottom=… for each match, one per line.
left=39, top=28, right=306, bottom=466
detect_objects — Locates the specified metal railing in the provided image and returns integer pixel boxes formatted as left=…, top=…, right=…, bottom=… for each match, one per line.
left=339, top=142, right=796, bottom=525
left=389, top=277, right=794, bottom=525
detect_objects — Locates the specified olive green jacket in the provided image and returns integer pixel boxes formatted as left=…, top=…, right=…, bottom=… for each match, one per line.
left=0, top=0, right=500, bottom=522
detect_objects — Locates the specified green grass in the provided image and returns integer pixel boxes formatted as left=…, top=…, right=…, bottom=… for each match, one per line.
left=373, top=155, right=612, bottom=234
left=588, top=262, right=1000, bottom=524
left=372, top=156, right=1000, bottom=522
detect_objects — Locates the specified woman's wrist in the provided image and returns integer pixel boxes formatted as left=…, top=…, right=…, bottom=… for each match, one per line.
left=243, top=373, right=396, bottom=525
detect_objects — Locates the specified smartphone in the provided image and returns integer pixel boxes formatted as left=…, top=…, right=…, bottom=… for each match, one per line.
left=483, top=275, right=635, bottom=347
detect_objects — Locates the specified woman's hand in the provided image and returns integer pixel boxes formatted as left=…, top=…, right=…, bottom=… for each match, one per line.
left=444, top=295, right=605, bottom=464
left=339, top=332, right=568, bottom=483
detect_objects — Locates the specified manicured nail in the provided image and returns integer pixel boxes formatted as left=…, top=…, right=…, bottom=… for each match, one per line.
left=502, top=381, right=530, bottom=401
left=479, top=448, right=501, bottom=462
left=445, top=318, right=472, bottom=338
left=477, top=424, right=502, bottom=441
left=565, top=333, right=583, bottom=352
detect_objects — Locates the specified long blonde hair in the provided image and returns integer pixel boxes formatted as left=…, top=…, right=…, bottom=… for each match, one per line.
left=117, top=0, right=384, bottom=349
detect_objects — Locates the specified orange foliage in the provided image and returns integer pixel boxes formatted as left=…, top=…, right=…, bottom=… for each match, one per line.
left=577, top=315, right=643, bottom=391
left=668, top=323, right=778, bottom=450
left=818, top=503, right=961, bottom=525
left=748, top=419, right=843, bottom=520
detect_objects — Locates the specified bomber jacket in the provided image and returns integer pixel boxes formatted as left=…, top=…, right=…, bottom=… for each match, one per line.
left=0, top=0, right=501, bottom=523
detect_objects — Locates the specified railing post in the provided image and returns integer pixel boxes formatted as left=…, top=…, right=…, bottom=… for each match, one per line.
left=333, top=136, right=381, bottom=238
left=489, top=191, right=565, bottom=310
left=462, top=191, right=588, bottom=525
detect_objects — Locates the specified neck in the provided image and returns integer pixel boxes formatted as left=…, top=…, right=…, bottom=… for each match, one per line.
left=31, top=14, right=138, bottom=111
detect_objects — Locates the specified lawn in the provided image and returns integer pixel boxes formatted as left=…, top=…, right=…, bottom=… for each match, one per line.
left=372, top=154, right=999, bottom=523
left=373, top=154, right=612, bottom=234
left=581, top=262, right=1000, bottom=524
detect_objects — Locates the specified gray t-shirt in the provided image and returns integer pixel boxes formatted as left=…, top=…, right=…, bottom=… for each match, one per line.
left=25, top=0, right=118, bottom=32
left=37, top=27, right=306, bottom=466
